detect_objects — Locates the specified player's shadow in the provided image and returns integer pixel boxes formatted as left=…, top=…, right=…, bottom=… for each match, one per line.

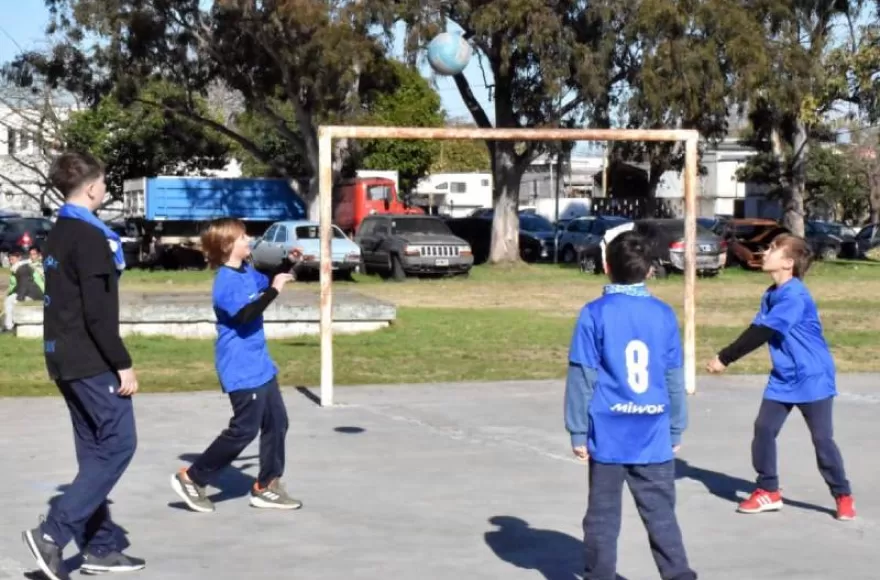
left=674, top=458, right=836, bottom=517
left=24, top=485, right=132, bottom=579
left=485, top=516, right=629, bottom=580
left=167, top=453, right=259, bottom=510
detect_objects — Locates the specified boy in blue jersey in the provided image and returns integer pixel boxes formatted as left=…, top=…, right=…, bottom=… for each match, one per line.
left=707, top=234, right=855, bottom=520
left=170, top=218, right=303, bottom=513
left=565, top=231, right=696, bottom=580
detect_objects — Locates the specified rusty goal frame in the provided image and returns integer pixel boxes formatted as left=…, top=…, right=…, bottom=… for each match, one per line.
left=317, top=126, right=700, bottom=407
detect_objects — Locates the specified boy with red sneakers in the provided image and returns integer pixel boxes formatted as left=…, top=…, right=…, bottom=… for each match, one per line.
left=707, top=234, right=855, bottom=521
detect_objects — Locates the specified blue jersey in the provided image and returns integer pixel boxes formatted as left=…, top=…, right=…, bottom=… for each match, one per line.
left=212, top=264, right=278, bottom=393
left=566, top=284, right=685, bottom=464
left=753, top=278, right=836, bottom=403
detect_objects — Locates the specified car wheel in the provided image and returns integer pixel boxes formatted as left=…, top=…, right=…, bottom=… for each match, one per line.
left=821, top=246, right=839, bottom=261
left=651, top=262, right=668, bottom=279
left=562, top=245, right=576, bottom=263
left=579, top=254, right=598, bottom=274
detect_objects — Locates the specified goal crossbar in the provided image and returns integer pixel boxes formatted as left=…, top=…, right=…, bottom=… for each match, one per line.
left=317, top=125, right=701, bottom=406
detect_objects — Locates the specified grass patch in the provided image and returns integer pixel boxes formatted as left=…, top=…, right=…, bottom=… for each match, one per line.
left=2, top=259, right=878, bottom=397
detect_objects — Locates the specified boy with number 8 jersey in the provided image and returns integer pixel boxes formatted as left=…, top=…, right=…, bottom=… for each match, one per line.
left=564, top=231, right=696, bottom=580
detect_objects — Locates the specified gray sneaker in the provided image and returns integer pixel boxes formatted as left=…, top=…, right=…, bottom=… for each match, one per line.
left=170, top=470, right=215, bottom=513
left=22, top=525, right=70, bottom=580
left=249, top=480, right=303, bottom=510
left=81, top=551, right=146, bottom=574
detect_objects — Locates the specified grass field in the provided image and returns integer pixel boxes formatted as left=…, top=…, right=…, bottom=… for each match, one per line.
left=1, top=259, right=879, bottom=396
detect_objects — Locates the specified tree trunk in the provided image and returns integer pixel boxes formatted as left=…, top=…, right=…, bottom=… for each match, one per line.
left=489, top=141, right=524, bottom=263
left=783, top=120, right=808, bottom=237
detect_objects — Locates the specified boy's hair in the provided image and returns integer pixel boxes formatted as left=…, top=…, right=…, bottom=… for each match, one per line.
left=606, top=230, right=652, bottom=284
left=201, top=218, right=246, bottom=269
left=29, top=246, right=41, bottom=255
left=8, top=247, right=23, bottom=259
left=773, top=233, right=812, bottom=278
left=48, top=151, right=105, bottom=198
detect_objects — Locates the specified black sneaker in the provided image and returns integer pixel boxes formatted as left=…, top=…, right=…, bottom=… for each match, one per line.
left=80, top=551, right=146, bottom=574
left=22, top=526, right=70, bottom=580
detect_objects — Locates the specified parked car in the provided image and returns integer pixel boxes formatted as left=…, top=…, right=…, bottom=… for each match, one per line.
left=251, top=220, right=362, bottom=278
left=0, top=217, right=53, bottom=267
left=850, top=223, right=880, bottom=258
left=355, top=214, right=473, bottom=280
left=804, top=220, right=844, bottom=261
left=634, top=219, right=727, bottom=277
left=445, top=217, right=544, bottom=264
left=714, top=218, right=782, bottom=269
left=557, top=215, right=631, bottom=263
left=471, top=210, right=559, bottom=262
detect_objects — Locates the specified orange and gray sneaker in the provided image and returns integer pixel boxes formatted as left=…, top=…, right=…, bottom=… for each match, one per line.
left=835, top=494, right=856, bottom=521
left=250, top=479, right=302, bottom=510
left=737, top=489, right=783, bottom=514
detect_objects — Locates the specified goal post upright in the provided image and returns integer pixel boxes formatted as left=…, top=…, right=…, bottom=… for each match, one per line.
left=317, top=125, right=701, bottom=407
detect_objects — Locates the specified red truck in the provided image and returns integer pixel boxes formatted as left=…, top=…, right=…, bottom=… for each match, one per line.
left=333, top=177, right=423, bottom=235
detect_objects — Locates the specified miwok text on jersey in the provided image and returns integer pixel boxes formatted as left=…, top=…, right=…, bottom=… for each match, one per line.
left=610, top=402, right=666, bottom=414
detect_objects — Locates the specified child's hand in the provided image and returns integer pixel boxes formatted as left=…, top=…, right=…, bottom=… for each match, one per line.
left=572, top=446, right=589, bottom=461
left=272, top=272, right=294, bottom=292
left=706, top=356, right=727, bottom=374
left=672, top=445, right=681, bottom=454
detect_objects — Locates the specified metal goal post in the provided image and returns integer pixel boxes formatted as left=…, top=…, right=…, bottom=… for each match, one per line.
left=317, top=125, right=701, bottom=407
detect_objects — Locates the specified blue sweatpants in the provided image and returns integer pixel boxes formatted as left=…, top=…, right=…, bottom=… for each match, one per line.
left=752, top=396, right=851, bottom=496
left=583, top=460, right=696, bottom=580
left=187, top=377, right=288, bottom=488
left=41, top=371, right=137, bottom=556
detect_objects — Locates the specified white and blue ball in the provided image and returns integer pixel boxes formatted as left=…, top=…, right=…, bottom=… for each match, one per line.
left=426, top=32, right=473, bottom=76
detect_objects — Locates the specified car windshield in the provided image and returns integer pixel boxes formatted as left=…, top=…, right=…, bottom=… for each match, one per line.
left=295, top=225, right=346, bottom=239
left=519, top=214, right=555, bottom=232
left=392, top=218, right=452, bottom=235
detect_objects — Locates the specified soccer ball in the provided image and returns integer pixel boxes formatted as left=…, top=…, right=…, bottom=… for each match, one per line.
left=426, top=32, right=473, bottom=76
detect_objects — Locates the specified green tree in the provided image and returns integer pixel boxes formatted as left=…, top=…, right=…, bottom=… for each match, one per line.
left=608, top=0, right=768, bottom=197
left=734, top=1, right=865, bottom=236
left=352, top=60, right=444, bottom=195
left=232, top=59, right=445, bottom=196
left=430, top=118, right=492, bottom=173
left=804, top=145, right=869, bottom=222
left=62, top=81, right=231, bottom=197
left=371, top=1, right=619, bottom=263
left=7, top=0, right=395, bottom=217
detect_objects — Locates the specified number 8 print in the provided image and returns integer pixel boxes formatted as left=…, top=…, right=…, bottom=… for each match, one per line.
left=625, top=340, right=650, bottom=394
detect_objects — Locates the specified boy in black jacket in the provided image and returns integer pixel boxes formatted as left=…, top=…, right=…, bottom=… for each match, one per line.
left=22, top=151, right=144, bottom=580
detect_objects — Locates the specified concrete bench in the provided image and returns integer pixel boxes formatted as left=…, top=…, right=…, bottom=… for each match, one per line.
left=13, top=290, right=397, bottom=339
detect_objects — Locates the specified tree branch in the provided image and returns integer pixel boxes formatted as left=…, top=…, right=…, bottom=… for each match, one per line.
left=130, top=97, right=284, bottom=173
left=452, top=72, right=493, bottom=129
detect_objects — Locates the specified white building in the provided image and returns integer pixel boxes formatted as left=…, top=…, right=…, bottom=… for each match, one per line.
left=0, top=99, right=63, bottom=216
left=646, top=139, right=771, bottom=217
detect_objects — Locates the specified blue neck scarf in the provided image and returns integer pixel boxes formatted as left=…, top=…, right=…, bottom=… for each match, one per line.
left=603, top=282, right=651, bottom=297
left=57, top=203, right=125, bottom=274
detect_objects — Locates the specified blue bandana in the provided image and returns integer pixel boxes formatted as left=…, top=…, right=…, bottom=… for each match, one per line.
left=603, top=282, right=651, bottom=297
left=57, top=203, right=125, bottom=274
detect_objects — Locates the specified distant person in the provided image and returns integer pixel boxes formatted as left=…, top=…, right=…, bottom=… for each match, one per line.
left=707, top=234, right=855, bottom=520
left=170, top=218, right=304, bottom=513
left=22, top=151, right=143, bottom=580
left=565, top=231, right=696, bottom=580
left=3, top=246, right=44, bottom=333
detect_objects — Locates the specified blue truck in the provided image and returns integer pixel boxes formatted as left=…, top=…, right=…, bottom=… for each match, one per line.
left=122, top=176, right=307, bottom=269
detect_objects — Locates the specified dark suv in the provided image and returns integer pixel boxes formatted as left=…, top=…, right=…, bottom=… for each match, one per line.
left=354, top=215, right=474, bottom=280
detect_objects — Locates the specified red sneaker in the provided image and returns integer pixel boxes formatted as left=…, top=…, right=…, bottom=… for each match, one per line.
left=737, top=489, right=783, bottom=514
left=835, top=495, right=856, bottom=521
